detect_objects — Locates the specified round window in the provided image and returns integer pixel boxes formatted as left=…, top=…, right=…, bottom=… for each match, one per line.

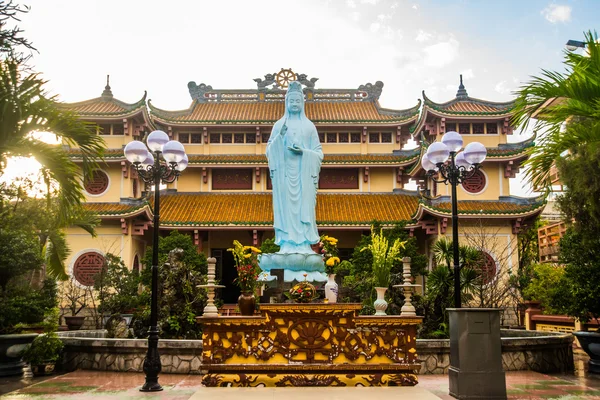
left=462, top=169, right=486, bottom=194
left=84, top=170, right=109, bottom=195
left=478, top=252, right=497, bottom=285
left=73, top=252, right=105, bottom=286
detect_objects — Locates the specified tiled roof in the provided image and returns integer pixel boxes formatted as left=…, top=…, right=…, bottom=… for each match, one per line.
left=149, top=100, right=420, bottom=124
left=83, top=202, right=149, bottom=217
left=422, top=91, right=514, bottom=116
left=416, top=195, right=546, bottom=218
left=84, top=192, right=545, bottom=227
left=67, top=149, right=421, bottom=165
left=61, top=92, right=147, bottom=117
left=67, top=148, right=124, bottom=160
left=155, top=192, right=420, bottom=227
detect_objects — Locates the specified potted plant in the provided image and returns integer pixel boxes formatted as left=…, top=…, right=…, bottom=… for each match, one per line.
left=61, top=277, right=89, bottom=330
left=22, top=308, right=63, bottom=376
left=361, top=229, right=405, bottom=315
left=319, top=234, right=340, bottom=303
left=228, top=240, right=261, bottom=316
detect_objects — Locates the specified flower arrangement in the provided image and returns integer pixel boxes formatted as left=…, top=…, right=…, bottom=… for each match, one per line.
left=228, top=240, right=262, bottom=293
left=286, top=274, right=318, bottom=303
left=318, top=234, right=341, bottom=275
left=361, top=228, right=405, bottom=288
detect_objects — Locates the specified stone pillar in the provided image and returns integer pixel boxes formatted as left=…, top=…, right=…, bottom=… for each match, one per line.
left=524, top=301, right=542, bottom=331
left=448, top=308, right=507, bottom=400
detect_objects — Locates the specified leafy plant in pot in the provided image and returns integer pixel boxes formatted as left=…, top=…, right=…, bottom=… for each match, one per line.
left=60, top=277, right=88, bottom=330
left=319, top=234, right=340, bottom=303
left=361, top=228, right=405, bottom=315
left=228, top=240, right=261, bottom=315
left=22, top=308, right=63, bottom=376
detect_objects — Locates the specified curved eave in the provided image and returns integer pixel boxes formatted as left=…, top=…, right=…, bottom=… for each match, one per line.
left=85, top=203, right=153, bottom=220
left=62, top=92, right=148, bottom=118
left=424, top=106, right=514, bottom=119
left=412, top=200, right=546, bottom=220
left=422, top=91, right=514, bottom=113
left=149, top=99, right=421, bottom=127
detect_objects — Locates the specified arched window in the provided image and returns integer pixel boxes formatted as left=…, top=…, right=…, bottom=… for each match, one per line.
left=479, top=252, right=497, bottom=285
left=133, top=254, right=140, bottom=273
left=73, top=252, right=105, bottom=286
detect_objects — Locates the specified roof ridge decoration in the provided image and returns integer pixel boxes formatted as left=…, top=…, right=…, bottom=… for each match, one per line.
left=101, top=75, right=113, bottom=98
left=456, top=74, right=468, bottom=99
left=186, top=68, right=386, bottom=104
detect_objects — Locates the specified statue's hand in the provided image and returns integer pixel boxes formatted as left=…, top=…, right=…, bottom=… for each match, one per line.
left=287, top=144, right=303, bottom=154
left=280, top=124, right=288, bottom=136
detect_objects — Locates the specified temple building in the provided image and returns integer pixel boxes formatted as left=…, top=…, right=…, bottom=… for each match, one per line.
left=62, top=69, right=544, bottom=305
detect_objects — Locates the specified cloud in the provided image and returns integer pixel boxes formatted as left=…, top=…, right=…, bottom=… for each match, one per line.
left=494, top=80, right=511, bottom=95
left=370, top=22, right=381, bottom=33
left=415, top=29, right=433, bottom=42
left=360, top=0, right=380, bottom=4
left=541, top=4, right=572, bottom=23
left=412, top=4, right=418, bottom=10
left=351, top=11, right=361, bottom=21
left=461, top=69, right=475, bottom=80
left=346, top=0, right=357, bottom=8
left=422, top=38, right=460, bottom=67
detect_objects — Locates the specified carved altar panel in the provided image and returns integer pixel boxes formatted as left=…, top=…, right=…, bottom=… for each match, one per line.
left=198, top=304, right=422, bottom=387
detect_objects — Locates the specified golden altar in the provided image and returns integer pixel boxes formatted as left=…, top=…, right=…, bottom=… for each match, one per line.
left=197, top=303, right=422, bottom=387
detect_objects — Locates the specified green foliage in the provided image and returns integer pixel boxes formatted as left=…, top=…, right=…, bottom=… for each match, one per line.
left=340, top=223, right=427, bottom=315
left=93, top=253, right=141, bottom=318
left=549, top=143, right=600, bottom=324
left=142, top=231, right=207, bottom=284
left=22, top=308, right=63, bottom=365
left=259, top=237, right=280, bottom=254
left=0, top=278, right=57, bottom=334
left=512, top=30, right=600, bottom=189
left=138, top=231, right=208, bottom=339
left=362, top=228, right=405, bottom=287
left=0, top=227, right=42, bottom=290
left=523, top=263, right=565, bottom=314
left=551, top=228, right=600, bottom=323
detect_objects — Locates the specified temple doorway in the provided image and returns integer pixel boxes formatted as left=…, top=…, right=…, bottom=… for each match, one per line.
left=211, top=248, right=240, bottom=304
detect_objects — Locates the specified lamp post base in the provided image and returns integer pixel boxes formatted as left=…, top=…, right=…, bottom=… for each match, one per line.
left=447, top=308, right=507, bottom=400
left=140, top=380, right=163, bottom=392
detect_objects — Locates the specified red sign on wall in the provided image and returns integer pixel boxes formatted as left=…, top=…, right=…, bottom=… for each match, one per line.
left=212, top=169, right=253, bottom=190
left=319, top=168, right=359, bottom=189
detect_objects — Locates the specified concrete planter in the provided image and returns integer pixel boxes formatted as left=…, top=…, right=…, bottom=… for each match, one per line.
left=0, top=333, right=38, bottom=377
left=573, top=331, right=600, bottom=374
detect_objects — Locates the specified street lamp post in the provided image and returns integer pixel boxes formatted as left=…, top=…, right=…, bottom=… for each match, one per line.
left=420, top=131, right=487, bottom=308
left=124, top=130, right=188, bottom=392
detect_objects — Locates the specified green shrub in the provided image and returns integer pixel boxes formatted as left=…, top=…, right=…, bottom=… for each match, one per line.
left=523, top=263, right=565, bottom=314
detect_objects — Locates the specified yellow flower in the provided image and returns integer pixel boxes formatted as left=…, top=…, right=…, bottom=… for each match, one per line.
left=332, top=257, right=340, bottom=264
left=326, top=258, right=335, bottom=267
left=250, top=246, right=262, bottom=253
left=244, top=254, right=252, bottom=258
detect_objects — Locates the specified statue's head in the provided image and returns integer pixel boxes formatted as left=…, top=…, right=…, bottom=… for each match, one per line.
left=285, top=81, right=304, bottom=115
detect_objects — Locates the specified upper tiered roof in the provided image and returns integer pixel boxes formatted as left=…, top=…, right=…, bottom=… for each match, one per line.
left=149, top=68, right=420, bottom=126
left=413, top=75, right=515, bottom=137
left=61, top=76, right=149, bottom=119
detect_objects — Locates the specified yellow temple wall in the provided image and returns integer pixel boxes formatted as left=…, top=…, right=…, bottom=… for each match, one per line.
left=368, top=167, right=394, bottom=192
left=82, top=166, right=122, bottom=203
left=461, top=134, right=507, bottom=147
left=100, top=136, right=128, bottom=149
left=321, top=143, right=361, bottom=154
left=435, top=164, right=509, bottom=201
left=175, top=169, right=203, bottom=192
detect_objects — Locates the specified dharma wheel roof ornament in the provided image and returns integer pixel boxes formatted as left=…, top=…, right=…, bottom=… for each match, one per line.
left=186, top=70, right=386, bottom=103
left=254, top=68, right=319, bottom=90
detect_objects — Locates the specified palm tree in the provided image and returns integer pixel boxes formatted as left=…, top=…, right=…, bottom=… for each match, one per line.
left=0, top=56, right=105, bottom=221
left=512, top=30, right=600, bottom=190
left=0, top=56, right=105, bottom=278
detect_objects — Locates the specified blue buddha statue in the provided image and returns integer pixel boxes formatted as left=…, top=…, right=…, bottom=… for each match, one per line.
left=260, top=81, right=326, bottom=280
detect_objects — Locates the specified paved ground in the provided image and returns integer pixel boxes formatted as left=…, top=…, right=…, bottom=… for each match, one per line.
left=1, top=369, right=600, bottom=400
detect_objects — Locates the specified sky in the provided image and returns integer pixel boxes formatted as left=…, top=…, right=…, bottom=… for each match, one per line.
left=7, top=0, right=600, bottom=196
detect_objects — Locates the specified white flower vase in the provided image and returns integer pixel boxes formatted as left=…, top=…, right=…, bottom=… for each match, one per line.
left=324, top=274, right=338, bottom=303
left=374, top=287, right=388, bottom=315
